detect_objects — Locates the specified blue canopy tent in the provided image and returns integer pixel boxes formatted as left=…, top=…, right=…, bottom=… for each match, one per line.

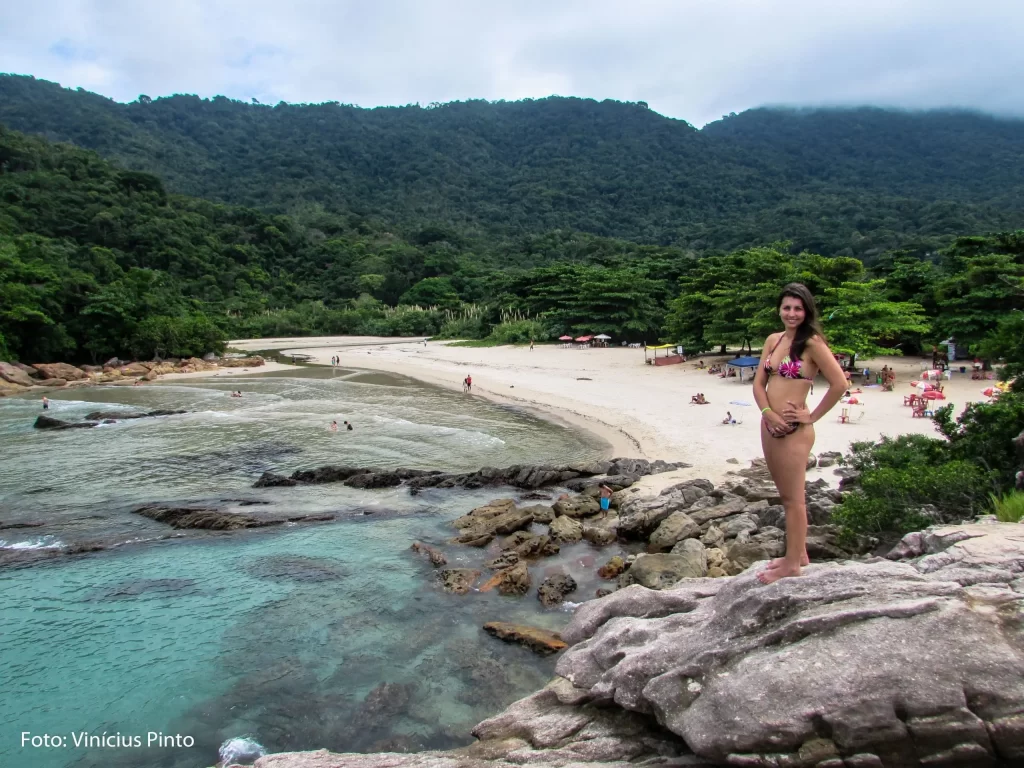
left=726, top=356, right=760, bottom=381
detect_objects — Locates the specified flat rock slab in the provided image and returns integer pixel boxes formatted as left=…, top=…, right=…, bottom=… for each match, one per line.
left=482, top=622, right=567, bottom=656
left=555, top=523, right=1024, bottom=764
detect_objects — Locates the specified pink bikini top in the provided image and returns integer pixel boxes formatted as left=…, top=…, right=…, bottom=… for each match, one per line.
left=764, top=337, right=810, bottom=381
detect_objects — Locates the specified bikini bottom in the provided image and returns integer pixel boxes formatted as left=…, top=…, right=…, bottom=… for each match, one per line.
left=769, top=422, right=800, bottom=439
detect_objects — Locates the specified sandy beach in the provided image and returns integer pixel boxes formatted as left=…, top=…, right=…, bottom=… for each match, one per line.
left=157, top=360, right=300, bottom=382
left=227, top=336, right=997, bottom=482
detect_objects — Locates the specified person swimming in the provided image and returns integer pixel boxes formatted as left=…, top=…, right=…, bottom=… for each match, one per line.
left=344, top=420, right=353, bottom=431
left=329, top=420, right=338, bottom=431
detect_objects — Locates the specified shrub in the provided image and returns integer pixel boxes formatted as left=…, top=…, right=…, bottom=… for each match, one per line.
left=833, top=460, right=992, bottom=535
left=487, top=320, right=547, bottom=345
left=991, top=491, right=1024, bottom=523
left=933, top=391, right=1024, bottom=494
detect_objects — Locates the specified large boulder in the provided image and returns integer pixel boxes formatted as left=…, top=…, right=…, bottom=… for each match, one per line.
left=668, top=538, right=709, bottom=578
left=647, top=511, right=700, bottom=552
left=0, top=379, right=30, bottom=396
left=453, top=500, right=535, bottom=546
left=32, top=362, right=87, bottom=381
left=617, top=479, right=712, bottom=539
left=220, top=355, right=266, bottom=368
left=0, top=362, right=35, bottom=387
left=548, top=515, right=583, bottom=544
left=619, top=553, right=700, bottom=590
left=552, top=495, right=601, bottom=518
left=551, top=522, right=1024, bottom=765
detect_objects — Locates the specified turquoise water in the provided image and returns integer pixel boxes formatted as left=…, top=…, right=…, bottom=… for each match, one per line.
left=0, top=368, right=610, bottom=767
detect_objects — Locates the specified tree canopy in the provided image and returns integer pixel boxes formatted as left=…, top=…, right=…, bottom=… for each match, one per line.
left=3, top=75, right=1024, bottom=258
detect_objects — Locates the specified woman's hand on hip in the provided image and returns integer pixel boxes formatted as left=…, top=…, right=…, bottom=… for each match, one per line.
left=782, top=400, right=812, bottom=424
left=762, top=410, right=790, bottom=434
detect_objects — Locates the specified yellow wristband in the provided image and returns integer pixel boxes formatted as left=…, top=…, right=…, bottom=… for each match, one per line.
left=760, top=407, right=771, bottom=414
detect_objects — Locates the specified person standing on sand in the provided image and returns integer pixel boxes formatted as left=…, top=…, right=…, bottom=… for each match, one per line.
left=752, top=283, right=847, bottom=585
left=463, top=375, right=472, bottom=393
left=530, top=339, right=535, bottom=351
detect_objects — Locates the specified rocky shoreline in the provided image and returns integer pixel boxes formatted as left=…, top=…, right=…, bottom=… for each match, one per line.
left=0, top=355, right=267, bottom=397
left=240, top=520, right=1024, bottom=768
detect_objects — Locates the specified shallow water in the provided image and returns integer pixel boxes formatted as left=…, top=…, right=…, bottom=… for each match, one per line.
left=0, top=367, right=604, bottom=546
left=0, top=368, right=611, bottom=768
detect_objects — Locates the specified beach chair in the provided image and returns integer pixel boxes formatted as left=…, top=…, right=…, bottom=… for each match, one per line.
left=838, top=408, right=850, bottom=424
left=911, top=404, right=926, bottom=418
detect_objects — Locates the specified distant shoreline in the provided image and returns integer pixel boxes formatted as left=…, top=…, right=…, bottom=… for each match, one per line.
left=230, top=335, right=995, bottom=491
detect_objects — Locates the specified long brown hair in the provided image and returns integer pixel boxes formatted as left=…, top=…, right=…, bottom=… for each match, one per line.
left=778, top=283, right=824, bottom=361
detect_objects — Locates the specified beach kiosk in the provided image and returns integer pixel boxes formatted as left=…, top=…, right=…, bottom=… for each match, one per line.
left=645, top=344, right=684, bottom=366
left=725, top=355, right=760, bottom=381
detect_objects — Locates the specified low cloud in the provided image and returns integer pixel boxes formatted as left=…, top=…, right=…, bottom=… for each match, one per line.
left=1, top=0, right=1022, bottom=126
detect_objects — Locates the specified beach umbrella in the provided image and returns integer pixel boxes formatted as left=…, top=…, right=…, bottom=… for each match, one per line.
left=558, top=335, right=573, bottom=341
left=575, top=335, right=593, bottom=342
left=915, top=382, right=936, bottom=391
left=594, top=334, right=611, bottom=340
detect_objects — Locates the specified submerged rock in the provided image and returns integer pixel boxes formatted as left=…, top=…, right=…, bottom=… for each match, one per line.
left=245, top=555, right=348, bottom=583
left=478, top=561, right=531, bottom=596
left=83, top=409, right=186, bottom=421
left=133, top=505, right=282, bottom=530
left=439, top=568, right=479, bottom=594
left=537, top=574, right=577, bottom=607
left=33, top=415, right=97, bottom=430
left=409, top=541, right=447, bottom=567
left=481, top=622, right=567, bottom=656
left=253, top=471, right=298, bottom=488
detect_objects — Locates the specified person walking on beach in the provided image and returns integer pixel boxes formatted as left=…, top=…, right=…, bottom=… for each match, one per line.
left=530, top=338, right=535, bottom=351
left=463, top=375, right=472, bottom=393
left=753, top=283, right=847, bottom=584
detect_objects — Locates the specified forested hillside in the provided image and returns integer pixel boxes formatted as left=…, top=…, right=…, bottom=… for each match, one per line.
left=3, top=123, right=1022, bottom=373
left=3, top=74, right=1023, bottom=257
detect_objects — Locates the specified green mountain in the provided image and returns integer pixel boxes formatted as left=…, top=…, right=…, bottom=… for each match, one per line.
left=2, top=74, right=1023, bottom=257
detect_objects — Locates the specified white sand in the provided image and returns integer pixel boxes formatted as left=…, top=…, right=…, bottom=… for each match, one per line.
left=229, top=336, right=994, bottom=477
left=158, top=360, right=300, bottom=381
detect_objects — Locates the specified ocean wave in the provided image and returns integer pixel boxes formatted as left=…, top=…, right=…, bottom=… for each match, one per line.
left=0, top=536, right=64, bottom=550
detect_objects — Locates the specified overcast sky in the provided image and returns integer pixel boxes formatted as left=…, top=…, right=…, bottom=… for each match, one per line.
left=1, top=0, right=1022, bottom=127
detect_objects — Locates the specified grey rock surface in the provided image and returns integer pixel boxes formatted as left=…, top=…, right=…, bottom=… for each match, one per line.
left=668, top=538, right=708, bottom=578
left=556, top=522, right=1024, bottom=764
left=647, top=511, right=699, bottom=552
left=548, top=515, right=584, bottom=544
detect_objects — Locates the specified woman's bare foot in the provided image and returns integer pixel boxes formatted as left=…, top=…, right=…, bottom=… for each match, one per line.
left=765, top=552, right=810, bottom=570
left=757, top=562, right=802, bottom=584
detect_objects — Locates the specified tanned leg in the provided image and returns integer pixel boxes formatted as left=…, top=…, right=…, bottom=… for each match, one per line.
left=758, top=424, right=814, bottom=583
left=760, top=422, right=809, bottom=571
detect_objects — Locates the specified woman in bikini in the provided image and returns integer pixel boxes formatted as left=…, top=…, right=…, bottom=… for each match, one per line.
left=752, top=283, right=848, bottom=584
